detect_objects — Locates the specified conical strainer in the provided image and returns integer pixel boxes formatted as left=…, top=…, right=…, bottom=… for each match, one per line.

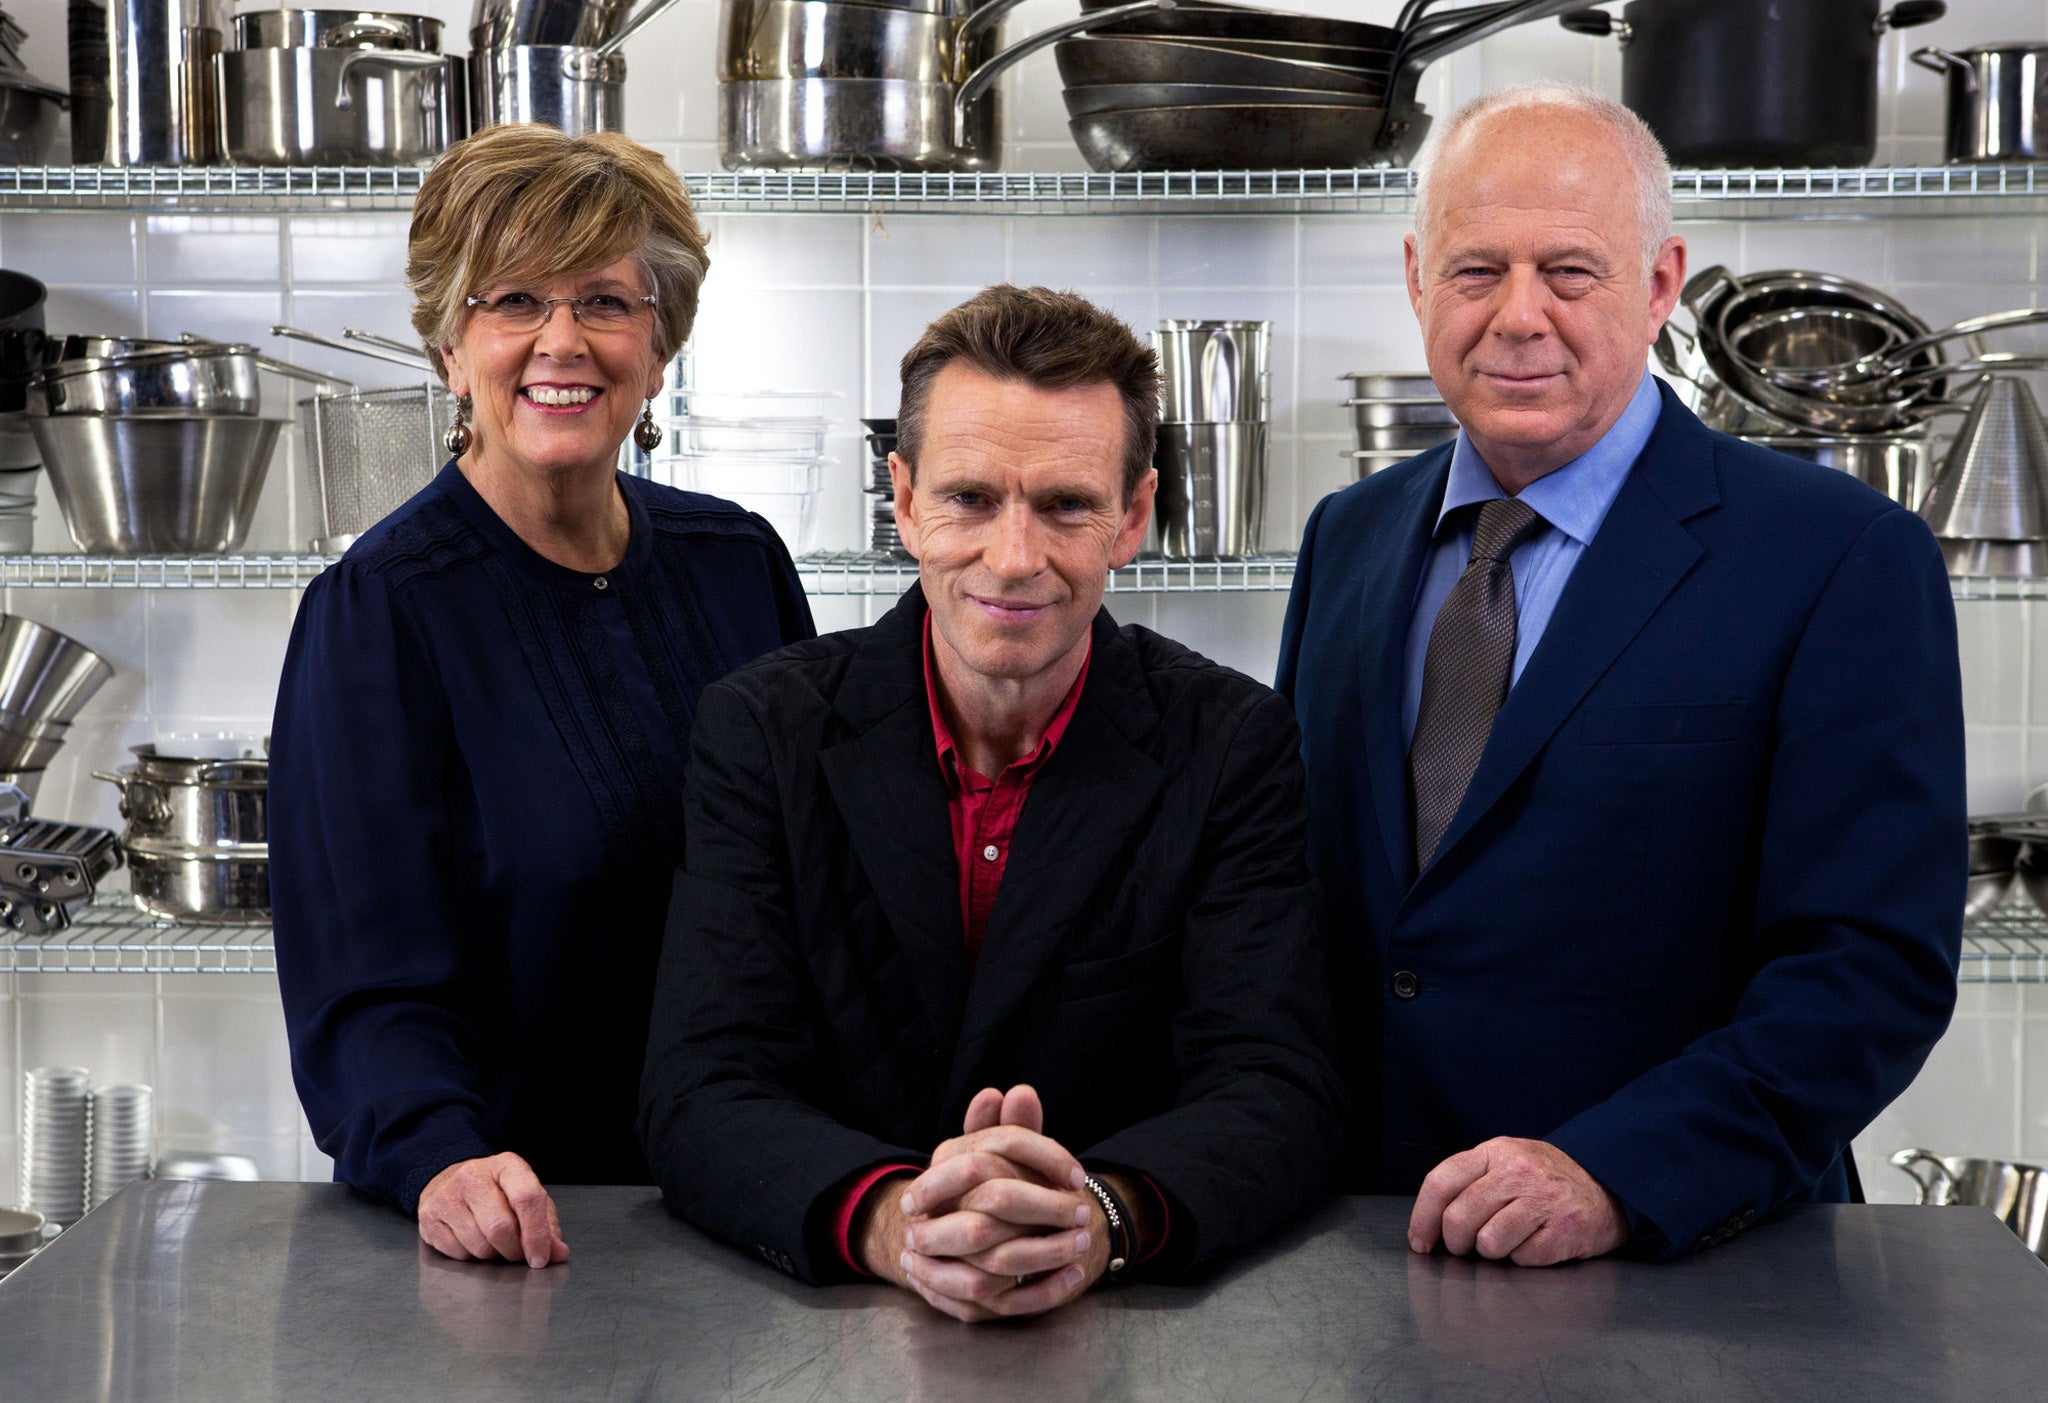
left=1918, top=376, right=2048, bottom=576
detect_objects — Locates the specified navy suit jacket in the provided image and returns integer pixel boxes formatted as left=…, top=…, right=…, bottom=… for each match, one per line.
left=1276, top=381, right=1966, bottom=1257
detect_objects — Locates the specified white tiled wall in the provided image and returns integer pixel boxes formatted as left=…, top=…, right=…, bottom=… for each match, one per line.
left=2, top=0, right=2047, bottom=1209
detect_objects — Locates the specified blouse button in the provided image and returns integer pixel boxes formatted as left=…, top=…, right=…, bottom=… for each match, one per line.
left=593, top=576, right=609, bottom=591
left=982, top=844, right=999, bottom=862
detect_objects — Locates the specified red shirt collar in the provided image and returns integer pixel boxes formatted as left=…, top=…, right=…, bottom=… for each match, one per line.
left=923, top=611, right=1092, bottom=790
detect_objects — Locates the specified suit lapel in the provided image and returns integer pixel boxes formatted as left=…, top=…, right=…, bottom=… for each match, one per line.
left=942, top=613, right=1166, bottom=1112
left=1359, top=451, right=1455, bottom=887
left=1414, top=389, right=1722, bottom=886
left=817, top=587, right=970, bottom=1047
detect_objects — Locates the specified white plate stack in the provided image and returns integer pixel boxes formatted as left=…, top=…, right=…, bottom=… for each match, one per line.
left=21, top=1066, right=89, bottom=1228
left=651, top=389, right=834, bottom=555
left=88, top=1083, right=153, bottom=1210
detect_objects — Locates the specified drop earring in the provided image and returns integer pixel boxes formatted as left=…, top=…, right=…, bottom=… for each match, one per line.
left=633, top=400, right=664, bottom=452
left=443, top=395, right=473, bottom=458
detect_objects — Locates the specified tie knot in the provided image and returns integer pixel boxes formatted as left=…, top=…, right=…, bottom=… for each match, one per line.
left=1470, top=497, right=1544, bottom=564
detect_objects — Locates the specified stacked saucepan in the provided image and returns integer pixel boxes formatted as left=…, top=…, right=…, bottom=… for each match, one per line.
left=719, top=0, right=1172, bottom=170
left=1056, top=0, right=1593, bottom=172
left=1657, top=265, right=2048, bottom=541
left=1340, top=371, right=1455, bottom=476
left=216, top=9, right=466, bottom=165
left=22, top=336, right=332, bottom=553
left=471, top=0, right=687, bottom=134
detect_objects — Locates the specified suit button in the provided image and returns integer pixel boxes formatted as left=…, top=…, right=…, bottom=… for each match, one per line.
left=1392, top=970, right=1420, bottom=999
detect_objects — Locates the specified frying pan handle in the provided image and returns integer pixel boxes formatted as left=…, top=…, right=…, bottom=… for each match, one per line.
left=1879, top=2, right=1946, bottom=34
left=955, top=0, right=1174, bottom=142
left=1889, top=306, right=2048, bottom=364
left=1380, top=0, right=1594, bottom=147
left=1558, top=8, right=1629, bottom=42
left=958, top=0, right=1031, bottom=49
left=1889, top=1147, right=1956, bottom=1205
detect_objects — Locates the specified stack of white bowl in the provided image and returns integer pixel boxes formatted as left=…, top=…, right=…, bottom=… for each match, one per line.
left=21, top=1066, right=89, bottom=1228
left=1342, top=372, right=1459, bottom=476
left=88, top=1084, right=154, bottom=1210
left=653, top=389, right=832, bottom=554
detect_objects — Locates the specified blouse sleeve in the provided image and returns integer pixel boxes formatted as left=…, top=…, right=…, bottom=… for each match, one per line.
left=269, top=563, right=497, bottom=1213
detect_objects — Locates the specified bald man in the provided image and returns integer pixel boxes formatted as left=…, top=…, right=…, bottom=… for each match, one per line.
left=1277, top=84, right=1965, bottom=1266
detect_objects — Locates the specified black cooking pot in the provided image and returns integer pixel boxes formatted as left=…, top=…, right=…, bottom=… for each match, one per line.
left=0, top=270, right=48, bottom=415
left=1562, top=0, right=1945, bottom=167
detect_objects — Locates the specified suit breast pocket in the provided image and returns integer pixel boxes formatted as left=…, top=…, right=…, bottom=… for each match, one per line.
left=1575, top=700, right=1750, bottom=747
left=1046, top=934, right=1178, bottom=1003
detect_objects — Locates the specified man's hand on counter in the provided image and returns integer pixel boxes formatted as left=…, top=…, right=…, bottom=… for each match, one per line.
left=417, top=1152, right=570, bottom=1270
left=858, top=1085, right=1106, bottom=1321
left=1407, top=1137, right=1629, bottom=1267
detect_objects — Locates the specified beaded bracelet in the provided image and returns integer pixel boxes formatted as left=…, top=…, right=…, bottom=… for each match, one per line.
left=1082, top=1173, right=1133, bottom=1279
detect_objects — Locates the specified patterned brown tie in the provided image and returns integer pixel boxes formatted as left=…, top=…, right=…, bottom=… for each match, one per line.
left=1408, top=497, right=1547, bottom=873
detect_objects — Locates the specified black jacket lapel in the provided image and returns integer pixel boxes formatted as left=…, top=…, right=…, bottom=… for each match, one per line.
left=942, top=611, right=1167, bottom=1111
left=1414, top=386, right=1721, bottom=886
left=817, top=587, right=970, bottom=1048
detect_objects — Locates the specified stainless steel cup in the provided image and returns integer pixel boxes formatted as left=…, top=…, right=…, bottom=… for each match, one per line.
left=1153, top=420, right=1264, bottom=561
left=1154, top=320, right=1270, bottom=423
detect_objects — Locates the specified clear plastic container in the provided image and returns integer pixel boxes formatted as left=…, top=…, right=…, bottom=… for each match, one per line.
left=681, top=388, right=842, bottom=423
left=662, top=454, right=829, bottom=553
left=677, top=416, right=830, bottom=457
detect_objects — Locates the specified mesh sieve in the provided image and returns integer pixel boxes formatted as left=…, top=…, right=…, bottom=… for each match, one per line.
left=298, top=385, right=456, bottom=551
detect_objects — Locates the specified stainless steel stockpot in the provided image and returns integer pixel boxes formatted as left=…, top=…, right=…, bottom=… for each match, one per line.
left=718, top=0, right=1168, bottom=170
left=1893, top=1148, right=2048, bottom=1260
left=218, top=47, right=464, bottom=165
left=1914, top=46, right=2048, bottom=163
left=95, top=746, right=268, bottom=924
left=471, top=43, right=624, bottom=134
left=1738, top=433, right=1932, bottom=511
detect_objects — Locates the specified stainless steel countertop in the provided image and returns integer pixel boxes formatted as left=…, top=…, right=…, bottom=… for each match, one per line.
left=1, top=1181, right=2045, bottom=1400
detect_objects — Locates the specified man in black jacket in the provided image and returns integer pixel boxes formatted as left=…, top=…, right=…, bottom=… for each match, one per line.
left=639, top=285, right=1344, bottom=1322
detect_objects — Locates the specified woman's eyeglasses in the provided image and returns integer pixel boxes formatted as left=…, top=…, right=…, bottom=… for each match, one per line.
left=464, top=290, right=657, bottom=335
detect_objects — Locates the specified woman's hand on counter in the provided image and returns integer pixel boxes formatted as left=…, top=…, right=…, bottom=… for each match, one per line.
left=417, top=1152, right=571, bottom=1270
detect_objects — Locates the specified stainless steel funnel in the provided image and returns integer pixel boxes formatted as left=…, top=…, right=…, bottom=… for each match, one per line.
left=1918, top=375, right=2048, bottom=576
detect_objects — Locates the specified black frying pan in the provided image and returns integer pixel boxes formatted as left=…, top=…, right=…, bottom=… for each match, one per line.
left=1072, top=5, right=1402, bottom=52
left=1069, top=103, right=1395, bottom=171
left=1054, top=36, right=1390, bottom=96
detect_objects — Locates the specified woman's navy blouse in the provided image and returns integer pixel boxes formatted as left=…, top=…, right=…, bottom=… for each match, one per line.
left=271, top=462, right=815, bottom=1212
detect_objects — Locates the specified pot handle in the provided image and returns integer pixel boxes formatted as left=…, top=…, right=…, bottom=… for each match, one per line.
left=592, top=0, right=690, bottom=61
left=1557, top=8, right=1631, bottom=43
left=953, top=0, right=1175, bottom=143
left=1889, top=1147, right=1957, bottom=1204
left=1679, top=264, right=1739, bottom=321
left=1885, top=306, right=2048, bottom=366
left=1911, top=46, right=1978, bottom=92
left=1879, top=2, right=1946, bottom=35
left=332, top=49, right=447, bottom=110
left=92, top=770, right=167, bottom=825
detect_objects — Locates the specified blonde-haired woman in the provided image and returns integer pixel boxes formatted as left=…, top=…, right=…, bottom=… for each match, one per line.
left=271, top=126, right=813, bottom=1268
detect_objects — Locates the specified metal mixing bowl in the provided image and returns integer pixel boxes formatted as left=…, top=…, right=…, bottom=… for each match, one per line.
left=28, top=414, right=284, bottom=553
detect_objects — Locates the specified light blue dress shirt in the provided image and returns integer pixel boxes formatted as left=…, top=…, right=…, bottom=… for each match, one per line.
left=1401, top=372, right=1664, bottom=744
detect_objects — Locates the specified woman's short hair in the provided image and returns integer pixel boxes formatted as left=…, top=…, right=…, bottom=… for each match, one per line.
left=897, top=285, right=1160, bottom=504
left=407, top=126, right=710, bottom=380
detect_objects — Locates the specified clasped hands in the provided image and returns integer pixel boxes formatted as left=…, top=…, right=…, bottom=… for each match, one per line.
left=859, top=1084, right=1111, bottom=1322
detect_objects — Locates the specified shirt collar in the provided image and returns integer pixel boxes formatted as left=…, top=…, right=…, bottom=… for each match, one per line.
left=923, top=612, right=1092, bottom=792
left=1434, top=371, right=1662, bottom=545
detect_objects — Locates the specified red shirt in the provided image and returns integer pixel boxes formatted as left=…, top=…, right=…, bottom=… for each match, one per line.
left=924, top=614, right=1091, bottom=959
left=830, top=620, right=1089, bottom=1276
